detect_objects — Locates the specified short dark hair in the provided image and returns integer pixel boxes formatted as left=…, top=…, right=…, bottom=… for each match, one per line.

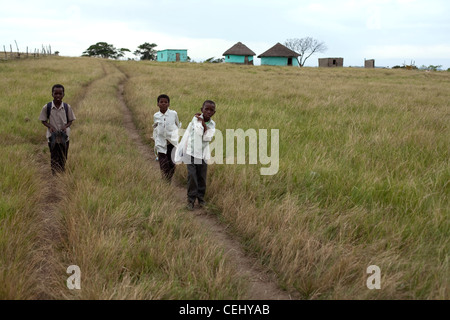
left=157, top=94, right=170, bottom=103
left=203, top=100, right=216, bottom=107
left=52, top=84, right=65, bottom=94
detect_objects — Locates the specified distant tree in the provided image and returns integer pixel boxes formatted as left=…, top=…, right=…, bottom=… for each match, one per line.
left=82, top=42, right=119, bottom=59
left=424, top=65, right=442, bottom=71
left=284, top=37, right=327, bottom=67
left=134, top=43, right=158, bottom=60
left=116, top=48, right=131, bottom=59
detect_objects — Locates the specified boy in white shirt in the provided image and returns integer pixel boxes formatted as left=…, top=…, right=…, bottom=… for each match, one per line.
left=176, top=100, right=216, bottom=210
left=153, top=94, right=181, bottom=182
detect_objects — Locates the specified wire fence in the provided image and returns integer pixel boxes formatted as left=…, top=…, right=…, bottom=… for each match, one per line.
left=2, top=41, right=57, bottom=60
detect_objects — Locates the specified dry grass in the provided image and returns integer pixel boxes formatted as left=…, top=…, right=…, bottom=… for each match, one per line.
left=0, top=57, right=448, bottom=299
left=0, top=57, right=247, bottom=299
left=119, top=61, right=449, bottom=299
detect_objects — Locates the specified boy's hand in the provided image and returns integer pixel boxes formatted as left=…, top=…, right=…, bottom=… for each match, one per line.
left=195, top=114, right=205, bottom=124
left=195, top=114, right=207, bottom=131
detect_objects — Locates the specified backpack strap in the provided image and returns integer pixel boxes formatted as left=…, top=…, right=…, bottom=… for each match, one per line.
left=46, top=102, right=52, bottom=121
left=46, top=102, right=70, bottom=123
left=63, top=102, right=69, bottom=123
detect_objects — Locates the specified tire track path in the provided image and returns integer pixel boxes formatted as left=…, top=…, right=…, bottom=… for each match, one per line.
left=33, top=62, right=108, bottom=299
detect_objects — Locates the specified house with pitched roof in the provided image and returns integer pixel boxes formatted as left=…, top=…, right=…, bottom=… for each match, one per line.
left=223, top=42, right=256, bottom=65
left=258, top=43, right=300, bottom=66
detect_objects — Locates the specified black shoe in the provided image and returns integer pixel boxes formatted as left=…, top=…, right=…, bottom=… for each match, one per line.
left=186, top=202, right=194, bottom=211
left=198, top=200, right=206, bottom=208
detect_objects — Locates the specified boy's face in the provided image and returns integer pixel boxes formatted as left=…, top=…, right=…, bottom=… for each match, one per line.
left=201, top=103, right=216, bottom=121
left=52, top=88, right=64, bottom=104
left=158, top=98, right=169, bottom=113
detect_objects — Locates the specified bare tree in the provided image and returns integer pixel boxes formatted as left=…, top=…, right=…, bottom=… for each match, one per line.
left=285, top=37, right=327, bottom=67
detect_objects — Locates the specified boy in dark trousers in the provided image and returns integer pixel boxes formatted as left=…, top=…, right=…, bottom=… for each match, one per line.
left=176, top=100, right=216, bottom=210
left=39, top=84, right=76, bottom=175
left=153, top=94, right=181, bottom=182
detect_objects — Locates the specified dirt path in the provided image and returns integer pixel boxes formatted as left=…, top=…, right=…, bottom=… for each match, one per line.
left=33, top=62, right=108, bottom=299
left=117, top=78, right=295, bottom=300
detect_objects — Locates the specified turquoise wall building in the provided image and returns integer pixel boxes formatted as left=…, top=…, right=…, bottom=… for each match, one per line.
left=223, top=42, right=256, bottom=65
left=258, top=43, right=300, bottom=67
left=225, top=54, right=254, bottom=64
left=157, top=49, right=188, bottom=62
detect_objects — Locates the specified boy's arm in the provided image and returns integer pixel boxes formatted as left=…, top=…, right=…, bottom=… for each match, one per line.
left=175, top=112, right=181, bottom=128
left=153, top=113, right=159, bottom=129
left=195, top=114, right=208, bottom=133
left=39, top=106, right=56, bottom=132
left=62, top=121, right=73, bottom=132
left=41, top=121, right=57, bottom=133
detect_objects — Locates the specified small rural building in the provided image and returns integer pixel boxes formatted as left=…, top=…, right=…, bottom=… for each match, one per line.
left=223, top=42, right=256, bottom=65
left=319, top=58, right=344, bottom=67
left=258, top=43, right=300, bottom=67
left=365, top=59, right=375, bottom=68
left=157, top=49, right=188, bottom=62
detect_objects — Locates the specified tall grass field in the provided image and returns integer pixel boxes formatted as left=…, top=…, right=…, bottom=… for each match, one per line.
left=0, top=56, right=448, bottom=299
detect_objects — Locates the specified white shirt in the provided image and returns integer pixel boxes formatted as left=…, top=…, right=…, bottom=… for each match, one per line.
left=186, top=115, right=216, bottom=160
left=153, top=108, right=181, bottom=154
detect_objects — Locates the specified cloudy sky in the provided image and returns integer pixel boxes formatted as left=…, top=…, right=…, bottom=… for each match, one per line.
left=1, top=0, right=449, bottom=68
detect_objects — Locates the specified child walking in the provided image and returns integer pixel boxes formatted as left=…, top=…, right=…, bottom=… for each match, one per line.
left=39, top=84, right=76, bottom=175
left=176, top=100, right=216, bottom=210
left=153, top=94, right=181, bottom=182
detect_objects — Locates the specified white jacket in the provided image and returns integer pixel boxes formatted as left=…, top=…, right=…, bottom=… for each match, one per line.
left=175, top=115, right=215, bottom=164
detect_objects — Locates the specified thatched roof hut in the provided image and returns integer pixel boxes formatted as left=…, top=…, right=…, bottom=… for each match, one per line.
left=258, top=43, right=300, bottom=66
left=223, top=42, right=256, bottom=65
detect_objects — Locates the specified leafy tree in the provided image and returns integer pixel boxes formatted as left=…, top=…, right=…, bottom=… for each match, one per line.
left=83, top=42, right=117, bottom=59
left=134, top=42, right=158, bottom=60
left=284, top=37, right=327, bottom=67
left=425, top=65, right=442, bottom=71
left=82, top=42, right=130, bottom=59
left=116, top=48, right=131, bottom=59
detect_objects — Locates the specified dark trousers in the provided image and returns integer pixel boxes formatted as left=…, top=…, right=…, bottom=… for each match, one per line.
left=48, top=141, right=69, bottom=175
left=187, top=157, right=207, bottom=204
left=158, top=143, right=175, bottom=182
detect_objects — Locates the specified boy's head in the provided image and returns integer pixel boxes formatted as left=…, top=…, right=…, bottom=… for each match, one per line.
left=157, top=94, right=170, bottom=114
left=52, top=84, right=65, bottom=103
left=201, top=100, right=216, bottom=122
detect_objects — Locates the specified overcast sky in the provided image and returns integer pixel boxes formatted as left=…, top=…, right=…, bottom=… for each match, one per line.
left=1, top=0, right=449, bottom=68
